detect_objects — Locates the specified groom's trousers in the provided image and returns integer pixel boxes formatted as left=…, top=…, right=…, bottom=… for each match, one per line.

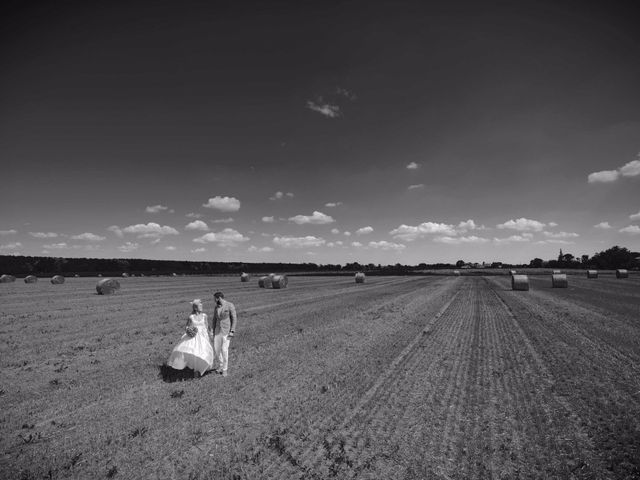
left=213, top=333, right=230, bottom=371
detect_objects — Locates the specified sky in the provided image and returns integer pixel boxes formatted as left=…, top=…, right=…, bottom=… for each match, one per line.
left=1, top=0, right=639, bottom=265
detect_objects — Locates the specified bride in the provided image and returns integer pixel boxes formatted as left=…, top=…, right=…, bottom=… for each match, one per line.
left=167, top=299, right=214, bottom=377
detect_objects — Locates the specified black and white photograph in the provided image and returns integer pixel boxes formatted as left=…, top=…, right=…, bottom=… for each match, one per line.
left=1, top=0, right=639, bottom=478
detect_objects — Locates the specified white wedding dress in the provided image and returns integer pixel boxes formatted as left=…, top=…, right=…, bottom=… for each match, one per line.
left=167, top=313, right=214, bottom=375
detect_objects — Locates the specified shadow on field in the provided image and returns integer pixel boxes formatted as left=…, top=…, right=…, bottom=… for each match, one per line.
left=158, top=363, right=205, bottom=382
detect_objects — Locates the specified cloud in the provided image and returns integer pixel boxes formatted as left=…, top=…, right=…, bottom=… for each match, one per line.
left=630, top=211, right=640, bottom=221
left=457, top=219, right=483, bottom=232
left=270, top=191, right=294, bottom=200
left=108, top=225, right=124, bottom=237
left=29, top=232, right=58, bottom=238
left=536, top=239, right=575, bottom=245
left=70, top=232, right=106, bottom=241
left=351, top=241, right=363, bottom=247
left=542, top=231, right=579, bottom=239
left=496, top=218, right=546, bottom=232
left=307, top=100, right=341, bottom=118
left=123, top=223, right=179, bottom=238
left=369, top=241, right=406, bottom=251
left=193, top=228, right=250, bottom=247
left=43, top=242, right=68, bottom=249
left=191, top=247, right=206, bottom=253
left=289, top=211, right=335, bottom=225
left=594, top=222, right=612, bottom=229
left=327, top=241, right=344, bottom=247
left=331, top=228, right=340, bottom=234
left=262, top=216, right=275, bottom=223
left=118, top=242, right=139, bottom=252
left=273, top=236, right=326, bottom=248
left=548, top=222, right=558, bottom=227
left=146, top=204, right=170, bottom=213
left=406, top=162, right=419, bottom=170
left=185, top=220, right=209, bottom=231
left=356, top=226, right=374, bottom=235
left=248, top=246, right=274, bottom=252
left=325, top=202, right=343, bottom=208
left=165, top=246, right=176, bottom=251
left=390, top=222, right=456, bottom=241
left=588, top=154, right=640, bottom=183
left=619, top=225, right=640, bottom=234
left=336, top=87, right=357, bottom=100
left=186, top=212, right=203, bottom=219
left=408, top=184, right=424, bottom=190
left=434, top=236, right=489, bottom=245
left=0, top=229, right=17, bottom=235
left=343, top=231, right=351, bottom=236
left=493, top=235, right=532, bottom=244
left=203, top=196, right=241, bottom=212
left=211, top=218, right=234, bottom=224
left=0, top=242, right=22, bottom=250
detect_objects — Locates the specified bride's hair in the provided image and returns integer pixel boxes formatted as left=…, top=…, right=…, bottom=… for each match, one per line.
left=191, top=299, right=203, bottom=313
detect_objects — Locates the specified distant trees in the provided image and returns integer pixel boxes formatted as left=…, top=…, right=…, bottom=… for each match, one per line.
left=529, top=258, right=544, bottom=268
left=529, top=246, right=639, bottom=270
left=455, top=260, right=465, bottom=268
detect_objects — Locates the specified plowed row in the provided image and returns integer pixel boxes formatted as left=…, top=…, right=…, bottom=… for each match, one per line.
left=1, top=274, right=639, bottom=479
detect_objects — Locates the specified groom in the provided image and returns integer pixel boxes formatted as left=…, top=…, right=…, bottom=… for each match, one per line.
left=210, top=291, right=237, bottom=377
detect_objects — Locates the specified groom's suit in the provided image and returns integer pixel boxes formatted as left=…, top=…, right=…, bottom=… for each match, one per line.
left=211, top=298, right=237, bottom=374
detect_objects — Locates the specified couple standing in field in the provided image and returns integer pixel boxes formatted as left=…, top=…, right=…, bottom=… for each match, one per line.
left=166, top=291, right=237, bottom=377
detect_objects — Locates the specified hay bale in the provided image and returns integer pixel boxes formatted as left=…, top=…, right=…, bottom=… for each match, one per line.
left=51, top=275, right=65, bottom=285
left=453, top=270, right=461, bottom=276
left=509, top=270, right=517, bottom=276
left=355, top=272, right=366, bottom=283
left=511, top=274, right=529, bottom=291
left=97, top=273, right=103, bottom=277
left=24, top=275, right=38, bottom=283
left=172, top=273, right=177, bottom=277
left=552, top=273, right=568, bottom=288
left=271, top=275, right=288, bottom=289
left=259, top=276, right=272, bottom=288
left=0, top=274, right=16, bottom=283
left=96, top=278, right=121, bottom=295
left=240, top=273, right=250, bottom=282
left=122, top=272, right=130, bottom=278
left=552, top=269, right=561, bottom=274
left=587, top=270, right=598, bottom=279
left=616, top=269, right=628, bottom=279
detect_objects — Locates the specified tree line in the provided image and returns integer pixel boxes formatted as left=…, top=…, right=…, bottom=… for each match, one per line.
left=528, top=246, right=639, bottom=270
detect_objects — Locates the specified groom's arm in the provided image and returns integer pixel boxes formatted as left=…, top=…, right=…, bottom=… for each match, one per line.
left=228, top=303, right=237, bottom=336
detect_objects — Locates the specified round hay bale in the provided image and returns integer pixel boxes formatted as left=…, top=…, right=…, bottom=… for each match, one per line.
left=24, top=275, right=38, bottom=283
left=258, top=276, right=273, bottom=288
left=51, top=275, right=65, bottom=285
left=0, top=274, right=16, bottom=283
left=552, top=269, right=561, bottom=274
left=122, top=272, right=130, bottom=278
left=355, top=272, right=366, bottom=283
left=172, top=273, right=177, bottom=277
left=240, top=273, right=250, bottom=282
left=271, top=275, right=288, bottom=289
left=587, top=270, right=598, bottom=279
left=511, top=274, right=529, bottom=291
left=616, top=269, right=628, bottom=279
left=96, top=278, right=121, bottom=295
left=509, top=270, right=517, bottom=276
left=552, top=273, right=568, bottom=288
left=453, top=270, right=461, bottom=276
left=97, top=273, right=103, bottom=277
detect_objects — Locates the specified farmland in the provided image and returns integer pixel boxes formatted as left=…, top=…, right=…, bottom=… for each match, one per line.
left=1, top=274, right=639, bottom=479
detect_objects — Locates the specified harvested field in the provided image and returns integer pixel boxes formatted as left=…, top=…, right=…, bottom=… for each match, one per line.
left=1, top=275, right=639, bottom=479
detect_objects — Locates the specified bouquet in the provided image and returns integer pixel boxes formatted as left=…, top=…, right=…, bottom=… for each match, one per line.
left=186, top=326, right=198, bottom=337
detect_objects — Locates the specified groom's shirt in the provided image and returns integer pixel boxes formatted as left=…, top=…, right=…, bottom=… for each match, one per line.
left=212, top=299, right=237, bottom=336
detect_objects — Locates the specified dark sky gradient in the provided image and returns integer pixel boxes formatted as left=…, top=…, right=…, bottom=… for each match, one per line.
left=1, top=0, right=639, bottom=263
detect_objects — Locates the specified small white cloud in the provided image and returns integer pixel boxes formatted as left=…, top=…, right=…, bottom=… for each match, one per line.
left=307, top=100, right=341, bottom=118
left=289, top=211, right=335, bottom=225
left=543, top=231, right=579, bottom=239
left=29, top=232, right=58, bottom=238
left=496, top=218, right=546, bottom=232
left=165, top=246, right=176, bottom=251
left=356, top=226, right=374, bottom=235
left=588, top=170, right=619, bottom=183
left=325, top=202, right=343, bottom=208
left=457, top=219, right=479, bottom=232
left=629, top=211, right=640, bottom=220
left=536, top=239, right=574, bottom=245
left=248, top=246, right=274, bottom=252
left=344, top=231, right=351, bottom=237
left=408, top=184, right=424, bottom=190
left=146, top=204, right=170, bottom=213
left=43, top=242, right=68, bottom=249
left=369, top=241, right=406, bottom=251
left=390, top=222, right=456, bottom=241
left=548, top=222, right=558, bottom=227
left=434, top=236, right=489, bottom=245
left=211, top=218, right=234, bottom=224
left=118, top=242, right=139, bottom=252
left=273, top=236, right=326, bottom=248
left=123, top=223, right=179, bottom=238
left=594, top=222, right=612, bottom=229
left=493, top=235, right=532, bottom=244
left=193, top=228, right=250, bottom=247
left=351, top=241, right=363, bottom=247
left=0, top=229, right=17, bottom=235
left=108, top=225, right=123, bottom=238
left=262, top=216, right=275, bottom=223
left=406, top=162, right=419, bottom=170
left=203, top=196, right=241, bottom=212
left=70, top=232, right=106, bottom=241
left=186, top=212, right=203, bottom=219
left=331, top=228, right=340, bottom=234
left=0, top=242, right=22, bottom=250
left=185, top=220, right=209, bottom=231
left=269, top=191, right=294, bottom=201
left=620, top=159, right=640, bottom=177
left=192, top=247, right=206, bottom=253
left=619, top=225, right=640, bottom=234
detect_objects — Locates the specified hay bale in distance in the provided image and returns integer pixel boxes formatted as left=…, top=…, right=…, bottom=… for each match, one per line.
left=51, top=275, right=65, bottom=285
left=240, top=273, right=250, bottom=282
left=122, top=272, right=130, bottom=278
left=552, top=269, right=561, bottom=274
left=0, top=274, right=16, bottom=283
left=587, top=270, right=598, bottom=279
left=271, top=275, right=288, bottom=289
left=355, top=272, right=366, bottom=283
left=258, top=276, right=273, bottom=288
left=453, top=270, right=461, bottom=276
left=616, top=269, right=629, bottom=279
left=511, top=274, right=529, bottom=291
left=97, top=273, right=103, bottom=277
left=96, top=278, right=121, bottom=295
left=509, top=270, right=517, bottom=276
left=24, top=275, right=38, bottom=283
left=552, top=273, right=568, bottom=288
